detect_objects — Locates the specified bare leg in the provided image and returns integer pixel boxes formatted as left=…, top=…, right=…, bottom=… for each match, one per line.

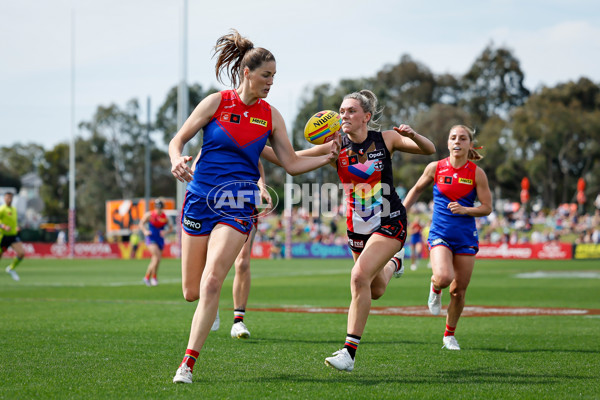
left=145, top=243, right=162, bottom=277
left=446, top=254, right=475, bottom=328
left=233, top=228, right=256, bottom=310
left=347, top=237, right=402, bottom=336
left=185, top=225, right=247, bottom=352
left=429, top=246, right=455, bottom=290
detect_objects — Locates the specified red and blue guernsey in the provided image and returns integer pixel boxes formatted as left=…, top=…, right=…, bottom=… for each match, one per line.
left=147, top=210, right=169, bottom=250
left=186, top=90, right=272, bottom=201
left=428, top=157, right=479, bottom=255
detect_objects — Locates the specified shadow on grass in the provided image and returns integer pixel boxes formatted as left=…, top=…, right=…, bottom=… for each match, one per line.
left=233, top=368, right=596, bottom=386
left=473, top=347, right=600, bottom=354
left=242, top=337, right=430, bottom=346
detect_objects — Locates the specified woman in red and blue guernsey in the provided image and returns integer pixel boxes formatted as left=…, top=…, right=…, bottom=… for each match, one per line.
left=140, top=198, right=172, bottom=286
left=403, top=125, right=492, bottom=350
left=168, top=30, right=339, bottom=384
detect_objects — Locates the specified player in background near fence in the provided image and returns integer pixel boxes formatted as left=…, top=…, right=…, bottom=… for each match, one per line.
left=409, top=218, right=424, bottom=271
left=403, top=125, right=492, bottom=350
left=1, top=192, right=25, bottom=281
left=169, top=29, right=339, bottom=384
left=140, top=198, right=173, bottom=286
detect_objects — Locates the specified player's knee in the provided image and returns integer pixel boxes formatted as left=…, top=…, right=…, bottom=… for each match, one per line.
left=371, top=286, right=385, bottom=300
left=235, top=257, right=250, bottom=274
left=350, top=269, right=369, bottom=291
left=200, top=274, right=222, bottom=298
left=182, top=288, right=199, bottom=302
left=434, top=274, right=453, bottom=288
left=449, top=286, right=467, bottom=300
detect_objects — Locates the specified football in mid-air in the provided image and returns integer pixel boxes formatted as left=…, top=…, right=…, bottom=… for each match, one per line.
left=303, top=110, right=341, bottom=145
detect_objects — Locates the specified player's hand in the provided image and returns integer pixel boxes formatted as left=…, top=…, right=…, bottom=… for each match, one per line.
left=327, top=131, right=341, bottom=161
left=259, top=186, right=273, bottom=213
left=447, top=201, right=467, bottom=215
left=171, top=155, right=194, bottom=182
left=393, top=124, right=416, bottom=139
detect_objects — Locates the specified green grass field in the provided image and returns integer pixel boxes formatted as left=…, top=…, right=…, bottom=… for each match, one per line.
left=1, top=257, right=599, bottom=399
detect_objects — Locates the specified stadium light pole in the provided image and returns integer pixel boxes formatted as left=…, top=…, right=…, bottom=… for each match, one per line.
left=144, top=96, right=151, bottom=210
left=284, top=95, right=294, bottom=259
left=175, top=0, right=189, bottom=255
left=68, top=7, right=76, bottom=258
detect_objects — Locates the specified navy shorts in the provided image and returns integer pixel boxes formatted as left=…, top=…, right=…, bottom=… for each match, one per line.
left=347, top=213, right=407, bottom=254
left=181, top=191, right=255, bottom=236
left=145, top=234, right=165, bottom=251
left=427, top=230, right=478, bottom=255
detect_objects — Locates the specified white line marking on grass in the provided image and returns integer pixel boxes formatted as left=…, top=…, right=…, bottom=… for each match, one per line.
left=515, top=271, right=600, bottom=279
left=4, top=268, right=348, bottom=288
left=10, top=279, right=183, bottom=288
left=248, top=268, right=348, bottom=279
left=0, top=297, right=183, bottom=305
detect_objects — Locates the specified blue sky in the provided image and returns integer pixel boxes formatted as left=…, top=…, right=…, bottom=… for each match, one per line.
left=1, top=0, right=599, bottom=149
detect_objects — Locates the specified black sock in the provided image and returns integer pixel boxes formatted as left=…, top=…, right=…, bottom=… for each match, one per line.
left=233, top=308, right=245, bottom=324
left=343, top=334, right=361, bottom=359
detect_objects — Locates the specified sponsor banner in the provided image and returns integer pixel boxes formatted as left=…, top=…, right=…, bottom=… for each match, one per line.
left=477, top=242, right=572, bottom=260
left=283, top=243, right=353, bottom=259
left=3, top=241, right=577, bottom=260
left=250, top=242, right=272, bottom=259
left=1, top=241, right=270, bottom=260
left=2, top=242, right=122, bottom=259
left=573, top=243, right=600, bottom=259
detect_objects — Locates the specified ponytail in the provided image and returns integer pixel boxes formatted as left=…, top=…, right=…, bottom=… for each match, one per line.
left=213, top=29, right=275, bottom=88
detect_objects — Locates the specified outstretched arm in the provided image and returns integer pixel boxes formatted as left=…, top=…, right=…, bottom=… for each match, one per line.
left=403, top=161, right=437, bottom=210
left=261, top=141, right=336, bottom=168
left=385, top=124, right=436, bottom=155
left=268, top=107, right=339, bottom=176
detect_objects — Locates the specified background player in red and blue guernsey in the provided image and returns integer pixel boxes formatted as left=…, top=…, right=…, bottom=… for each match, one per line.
left=403, top=125, right=492, bottom=350
left=1, top=191, right=25, bottom=281
left=408, top=218, right=424, bottom=271
left=168, top=29, right=339, bottom=384
left=264, top=89, right=436, bottom=371
left=139, top=198, right=173, bottom=286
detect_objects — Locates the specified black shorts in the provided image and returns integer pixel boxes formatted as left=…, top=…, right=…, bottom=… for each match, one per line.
left=0, top=234, right=21, bottom=251
left=347, top=213, right=407, bottom=254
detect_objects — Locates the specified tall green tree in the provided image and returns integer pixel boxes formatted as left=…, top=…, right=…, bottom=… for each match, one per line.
left=511, top=78, right=600, bottom=209
left=39, top=143, right=69, bottom=223
left=79, top=100, right=148, bottom=199
left=372, top=54, right=437, bottom=126
left=0, top=143, right=45, bottom=178
left=460, top=43, right=530, bottom=126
